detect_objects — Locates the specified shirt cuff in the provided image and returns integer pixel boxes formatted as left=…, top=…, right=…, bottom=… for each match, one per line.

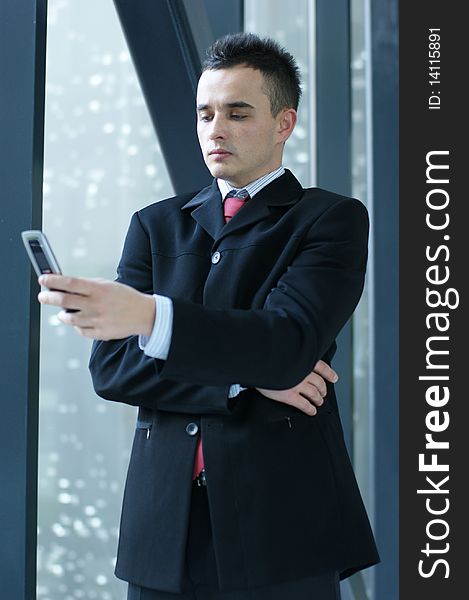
left=228, top=384, right=247, bottom=398
left=138, top=295, right=173, bottom=359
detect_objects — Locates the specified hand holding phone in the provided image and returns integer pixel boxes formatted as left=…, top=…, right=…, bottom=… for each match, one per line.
left=22, top=230, right=79, bottom=312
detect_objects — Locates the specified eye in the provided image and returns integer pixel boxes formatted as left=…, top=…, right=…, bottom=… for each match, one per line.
left=198, top=114, right=213, bottom=122
left=230, top=114, right=247, bottom=120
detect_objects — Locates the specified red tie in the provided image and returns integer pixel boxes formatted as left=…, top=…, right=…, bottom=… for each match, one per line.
left=192, top=188, right=250, bottom=480
left=223, top=188, right=250, bottom=221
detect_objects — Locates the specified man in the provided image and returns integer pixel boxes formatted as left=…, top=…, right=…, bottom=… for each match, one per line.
left=39, top=33, right=379, bottom=600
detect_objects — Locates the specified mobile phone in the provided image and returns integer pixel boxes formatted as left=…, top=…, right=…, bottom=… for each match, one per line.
left=21, top=230, right=79, bottom=312
left=21, top=230, right=62, bottom=277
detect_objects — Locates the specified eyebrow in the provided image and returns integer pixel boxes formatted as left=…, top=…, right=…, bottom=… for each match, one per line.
left=196, top=101, right=255, bottom=111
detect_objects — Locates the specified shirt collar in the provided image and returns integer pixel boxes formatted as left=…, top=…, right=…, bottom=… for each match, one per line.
left=217, top=166, right=285, bottom=201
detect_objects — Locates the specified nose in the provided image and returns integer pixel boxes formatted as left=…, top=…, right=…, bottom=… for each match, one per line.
left=207, top=113, right=227, bottom=140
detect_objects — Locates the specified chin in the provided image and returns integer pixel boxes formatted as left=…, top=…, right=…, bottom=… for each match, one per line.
left=208, top=165, right=232, bottom=180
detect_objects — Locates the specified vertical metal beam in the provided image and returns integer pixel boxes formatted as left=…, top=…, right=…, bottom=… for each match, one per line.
left=316, top=0, right=351, bottom=196
left=315, top=0, right=354, bottom=451
left=0, top=0, right=47, bottom=597
left=201, top=0, right=244, bottom=40
left=368, top=0, right=399, bottom=598
left=184, top=0, right=244, bottom=62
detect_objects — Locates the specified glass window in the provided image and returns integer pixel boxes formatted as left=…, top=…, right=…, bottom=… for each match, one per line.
left=37, top=2, right=173, bottom=599
left=244, top=0, right=316, bottom=187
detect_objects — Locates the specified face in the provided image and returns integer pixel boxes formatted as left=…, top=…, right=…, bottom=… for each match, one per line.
left=196, top=66, right=296, bottom=188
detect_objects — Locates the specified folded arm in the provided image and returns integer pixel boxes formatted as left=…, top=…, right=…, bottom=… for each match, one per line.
left=38, top=198, right=366, bottom=409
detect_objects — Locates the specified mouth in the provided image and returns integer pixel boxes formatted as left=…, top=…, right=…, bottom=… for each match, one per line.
left=208, top=149, right=232, bottom=158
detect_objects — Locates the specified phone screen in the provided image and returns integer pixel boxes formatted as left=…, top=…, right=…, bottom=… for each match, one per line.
left=28, top=239, right=55, bottom=274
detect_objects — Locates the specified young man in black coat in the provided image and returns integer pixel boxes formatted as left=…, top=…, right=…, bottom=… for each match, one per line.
left=39, top=32, right=379, bottom=600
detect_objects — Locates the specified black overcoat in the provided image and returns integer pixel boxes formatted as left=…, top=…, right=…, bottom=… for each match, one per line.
left=89, top=170, right=380, bottom=593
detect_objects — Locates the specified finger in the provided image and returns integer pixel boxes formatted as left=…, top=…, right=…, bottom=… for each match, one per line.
left=38, top=289, right=84, bottom=311
left=285, top=392, right=317, bottom=416
left=38, top=289, right=69, bottom=308
left=38, top=274, right=94, bottom=296
left=297, top=395, right=317, bottom=416
left=305, top=372, right=327, bottom=397
left=57, top=309, right=94, bottom=327
left=312, top=359, right=338, bottom=383
left=300, top=388, right=324, bottom=407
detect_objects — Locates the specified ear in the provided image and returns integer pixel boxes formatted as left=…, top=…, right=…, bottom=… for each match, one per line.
left=276, top=108, right=297, bottom=143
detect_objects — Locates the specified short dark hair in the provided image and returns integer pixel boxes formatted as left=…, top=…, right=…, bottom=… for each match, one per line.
left=202, top=32, right=302, bottom=116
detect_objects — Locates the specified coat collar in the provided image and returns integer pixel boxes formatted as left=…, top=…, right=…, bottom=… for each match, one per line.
left=181, top=169, right=303, bottom=241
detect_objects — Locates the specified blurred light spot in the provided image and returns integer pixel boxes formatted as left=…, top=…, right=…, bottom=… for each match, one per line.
left=96, top=529, right=109, bottom=542
left=49, top=563, right=64, bottom=576
left=72, top=247, right=87, bottom=258
left=58, top=493, right=77, bottom=505
left=73, top=520, right=90, bottom=537
left=89, top=74, right=104, bottom=86
left=52, top=523, right=67, bottom=538
left=60, top=514, right=72, bottom=526
left=48, top=314, right=61, bottom=327
left=295, top=125, right=307, bottom=140
left=66, top=358, right=81, bottom=370
left=145, top=164, right=157, bottom=178
left=295, top=152, right=309, bottom=164
left=140, top=125, right=152, bottom=138
left=90, top=517, right=102, bottom=528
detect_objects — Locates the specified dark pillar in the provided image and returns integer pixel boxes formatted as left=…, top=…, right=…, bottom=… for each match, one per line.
left=0, top=0, right=48, bottom=597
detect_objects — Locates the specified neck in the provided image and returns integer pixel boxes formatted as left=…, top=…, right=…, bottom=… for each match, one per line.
left=223, top=165, right=284, bottom=189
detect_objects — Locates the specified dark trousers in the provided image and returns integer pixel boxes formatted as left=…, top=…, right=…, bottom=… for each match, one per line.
left=127, top=484, right=341, bottom=600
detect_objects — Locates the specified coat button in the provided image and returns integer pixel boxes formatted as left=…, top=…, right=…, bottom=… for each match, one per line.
left=185, top=422, right=199, bottom=436
left=211, top=251, right=221, bottom=264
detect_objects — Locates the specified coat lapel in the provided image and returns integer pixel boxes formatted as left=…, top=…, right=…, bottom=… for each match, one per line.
left=180, top=179, right=225, bottom=240
left=181, top=170, right=304, bottom=242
